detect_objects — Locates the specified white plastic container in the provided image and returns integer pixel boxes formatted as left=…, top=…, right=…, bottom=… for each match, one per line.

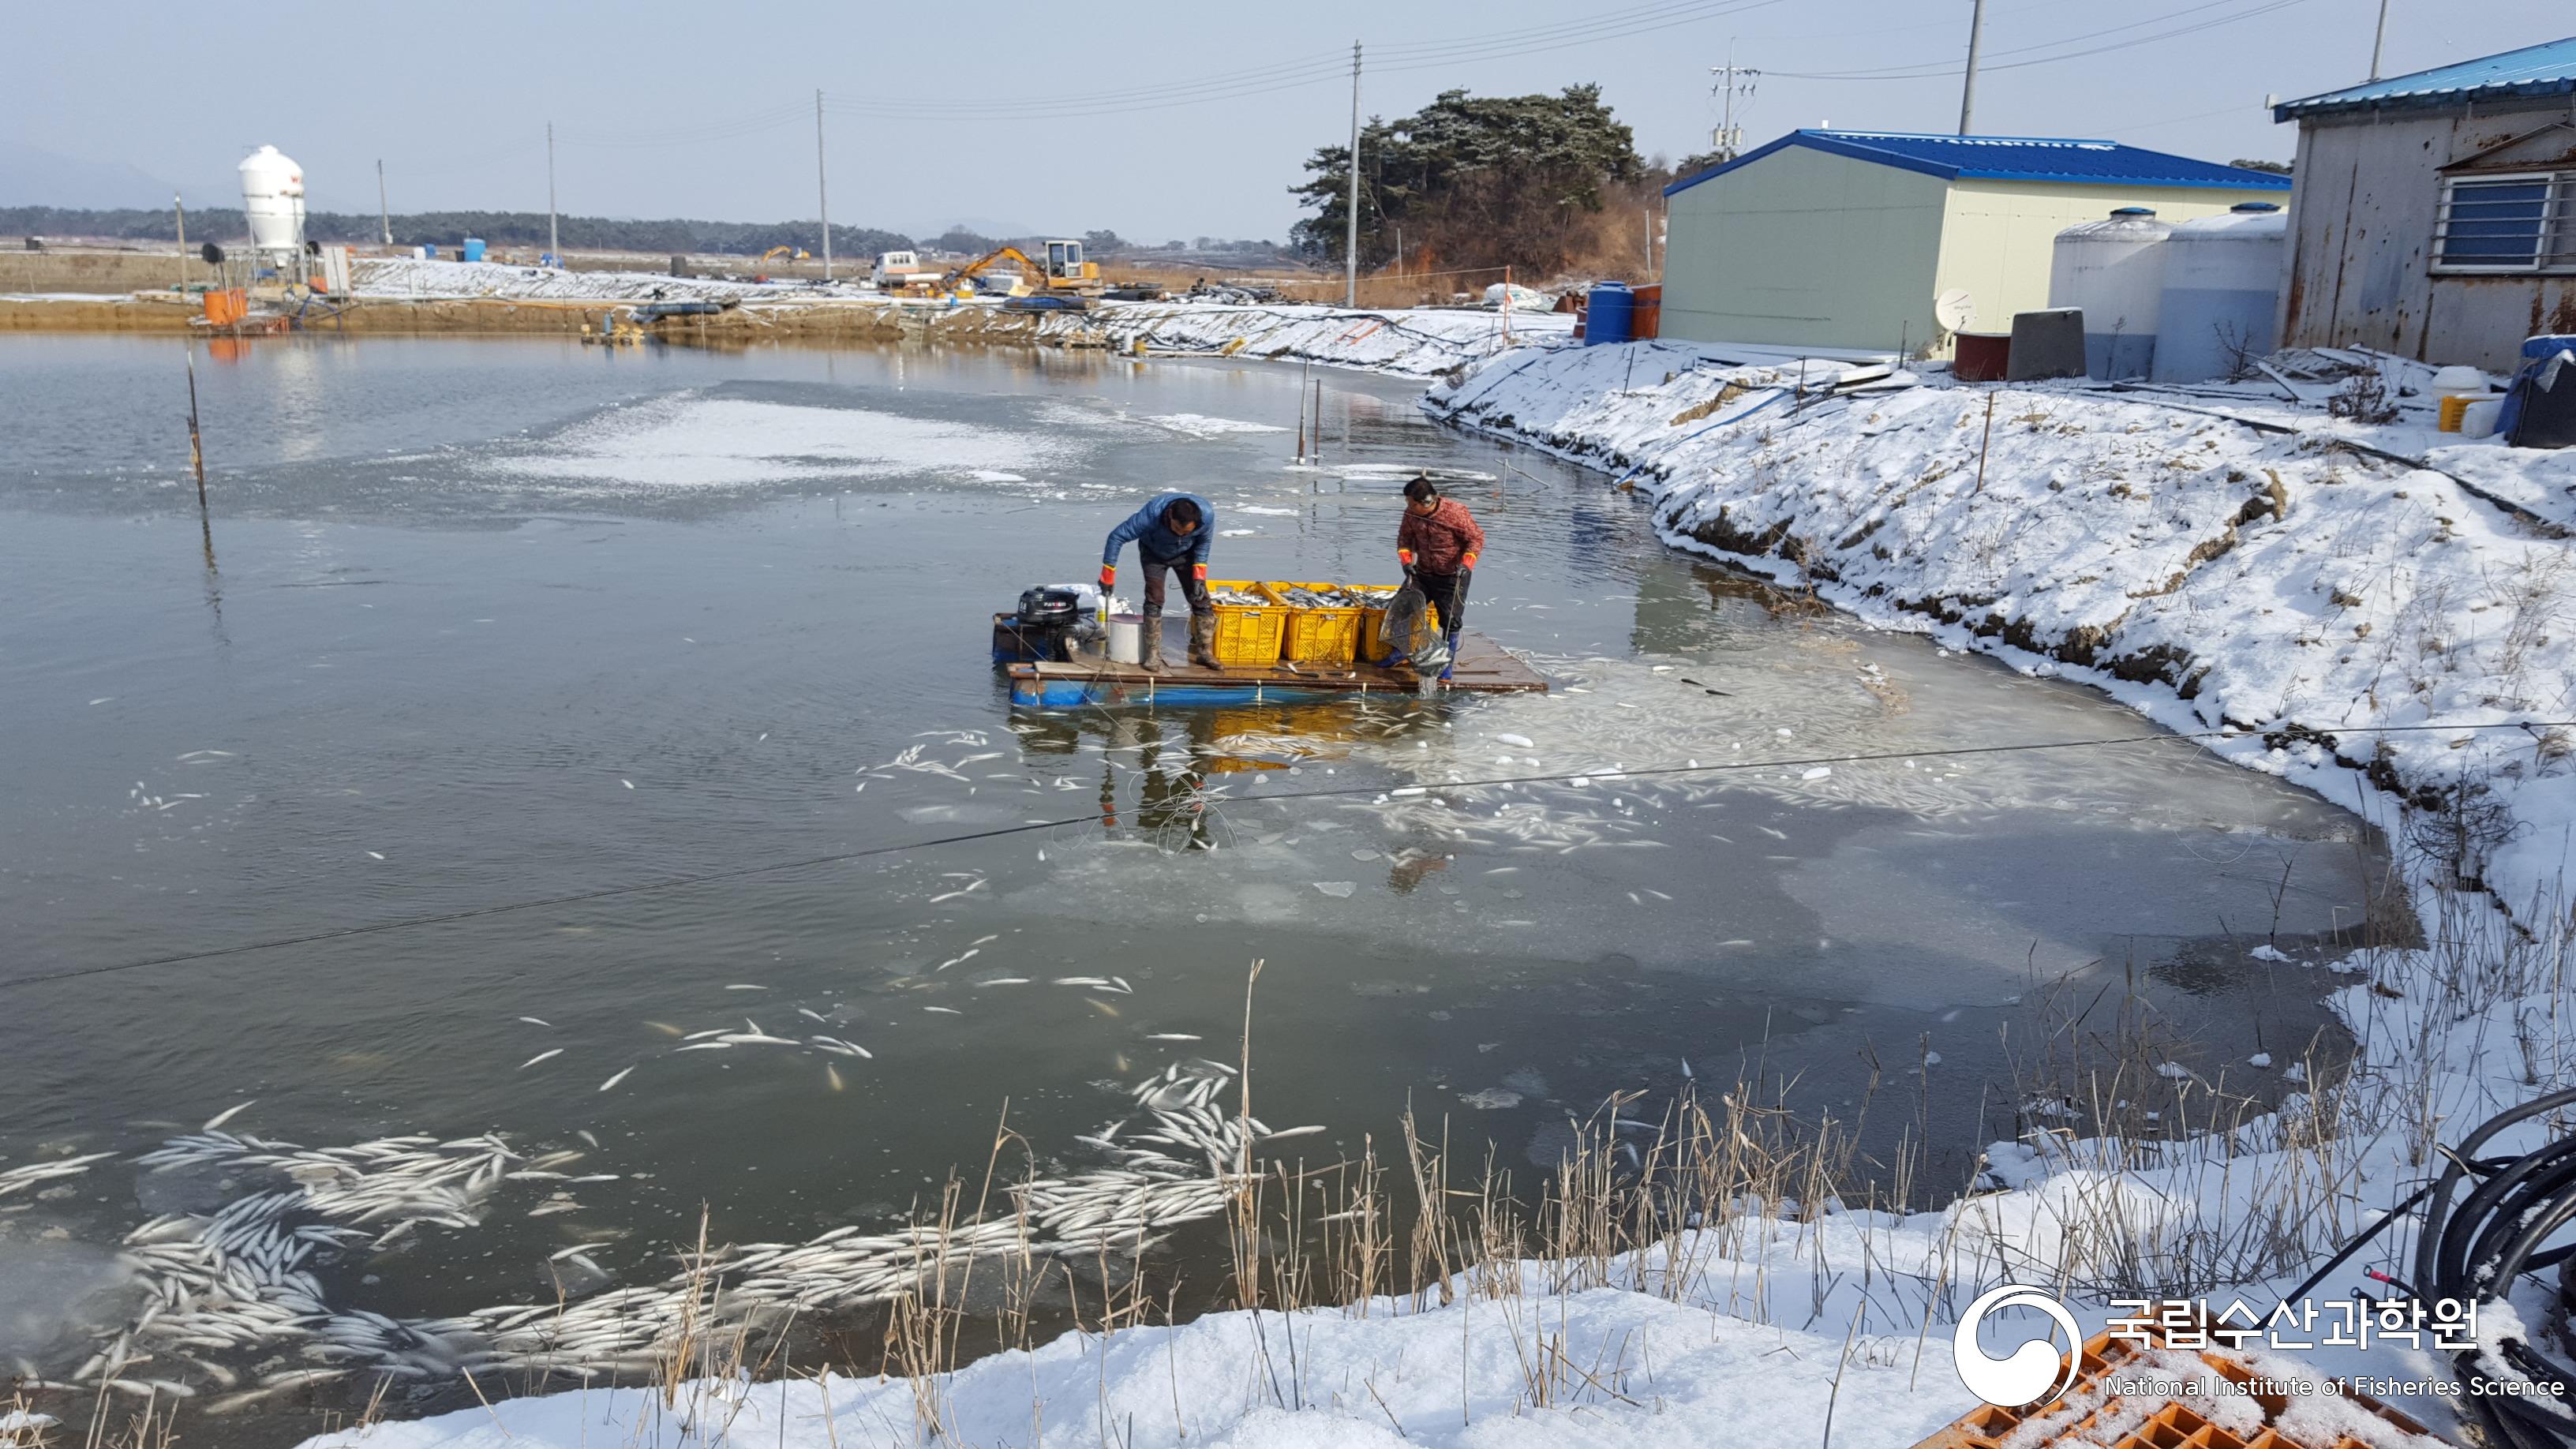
left=2049, top=208, right=2174, bottom=380
left=2460, top=398, right=2503, bottom=439
left=1107, top=614, right=1144, bottom=665
left=2152, top=204, right=2286, bottom=384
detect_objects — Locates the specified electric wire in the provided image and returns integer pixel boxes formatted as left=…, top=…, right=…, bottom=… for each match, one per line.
left=6, top=717, right=2567, bottom=996
left=1765, top=0, right=2308, bottom=81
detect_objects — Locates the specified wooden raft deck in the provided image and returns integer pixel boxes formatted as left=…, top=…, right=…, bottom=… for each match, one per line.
left=1006, top=631, right=1548, bottom=707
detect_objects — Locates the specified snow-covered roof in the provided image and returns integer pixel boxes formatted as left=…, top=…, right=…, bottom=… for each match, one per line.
left=2274, top=35, right=2576, bottom=122
left=1663, top=131, right=2294, bottom=198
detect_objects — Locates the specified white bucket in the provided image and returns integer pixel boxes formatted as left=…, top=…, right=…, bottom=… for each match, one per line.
left=1107, top=613, right=1144, bottom=664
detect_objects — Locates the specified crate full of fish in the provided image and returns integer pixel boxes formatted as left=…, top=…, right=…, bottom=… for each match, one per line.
left=1260, top=582, right=1413, bottom=666
left=1200, top=579, right=1287, bottom=667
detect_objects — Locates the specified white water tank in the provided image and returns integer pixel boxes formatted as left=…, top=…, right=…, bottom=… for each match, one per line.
left=2048, top=207, right=2174, bottom=380
left=238, top=145, right=306, bottom=260
left=2151, top=203, right=2287, bottom=384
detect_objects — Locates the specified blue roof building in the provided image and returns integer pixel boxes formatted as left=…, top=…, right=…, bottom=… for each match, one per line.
left=2269, top=36, right=2576, bottom=370
left=1656, top=130, right=2289, bottom=355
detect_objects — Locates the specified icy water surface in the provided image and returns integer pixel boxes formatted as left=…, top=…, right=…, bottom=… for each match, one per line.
left=2, top=336, right=2391, bottom=1433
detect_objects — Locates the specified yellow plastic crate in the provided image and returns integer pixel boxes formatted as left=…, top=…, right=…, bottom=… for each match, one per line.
left=1201, top=579, right=1286, bottom=668
left=1354, top=590, right=1436, bottom=666
left=1256, top=581, right=1380, bottom=665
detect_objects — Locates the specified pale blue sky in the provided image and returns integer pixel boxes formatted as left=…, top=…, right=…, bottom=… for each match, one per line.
left=7, top=1, right=2567, bottom=241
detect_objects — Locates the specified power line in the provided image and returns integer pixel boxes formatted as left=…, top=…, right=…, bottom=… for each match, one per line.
left=7, top=717, right=2565, bottom=997
left=1768, top=0, right=2308, bottom=81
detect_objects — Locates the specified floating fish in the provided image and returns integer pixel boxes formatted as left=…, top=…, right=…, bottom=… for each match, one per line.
left=597, top=1066, right=635, bottom=1092
left=519, top=1049, right=564, bottom=1069
left=202, top=1101, right=256, bottom=1132
left=519, top=1017, right=552, bottom=1028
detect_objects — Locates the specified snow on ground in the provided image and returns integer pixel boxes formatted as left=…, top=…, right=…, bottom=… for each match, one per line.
left=351, top=257, right=860, bottom=305
left=1047, top=300, right=1574, bottom=376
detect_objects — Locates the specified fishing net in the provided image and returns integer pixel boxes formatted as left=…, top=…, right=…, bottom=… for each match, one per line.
left=1376, top=586, right=1447, bottom=673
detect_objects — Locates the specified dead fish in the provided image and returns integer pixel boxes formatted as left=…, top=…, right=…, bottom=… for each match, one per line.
left=597, top=1066, right=635, bottom=1092
left=826, top=1065, right=844, bottom=1092
left=976, top=978, right=1031, bottom=987
left=519, top=1017, right=552, bottom=1028
left=724, top=983, right=768, bottom=991
left=519, top=1049, right=564, bottom=1069
left=1259, top=1125, right=1327, bottom=1141
left=202, top=1100, right=256, bottom=1132
left=675, top=1042, right=733, bottom=1052
left=923, top=1007, right=963, bottom=1016
left=797, top=1008, right=827, bottom=1022
left=1147, top=1033, right=1202, bottom=1041
left=643, top=1022, right=683, bottom=1036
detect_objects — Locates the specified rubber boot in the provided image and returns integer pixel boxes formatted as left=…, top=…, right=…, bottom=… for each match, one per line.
left=1139, top=608, right=1165, bottom=673
left=1188, top=612, right=1221, bottom=668
left=1438, top=629, right=1461, bottom=682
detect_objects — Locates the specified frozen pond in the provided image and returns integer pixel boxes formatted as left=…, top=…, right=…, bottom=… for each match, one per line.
left=0, top=335, right=2394, bottom=1434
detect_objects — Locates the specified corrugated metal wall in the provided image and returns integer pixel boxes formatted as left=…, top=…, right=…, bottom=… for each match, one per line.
left=2278, top=98, right=2576, bottom=369
left=1661, top=145, right=1949, bottom=352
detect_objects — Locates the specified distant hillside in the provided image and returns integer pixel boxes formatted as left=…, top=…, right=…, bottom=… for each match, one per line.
left=0, top=206, right=912, bottom=258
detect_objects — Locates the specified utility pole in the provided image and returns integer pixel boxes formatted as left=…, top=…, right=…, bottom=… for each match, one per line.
left=546, top=122, right=560, bottom=265
left=814, top=88, right=833, bottom=280
left=1957, top=0, right=1987, bottom=135
left=376, top=159, right=391, bottom=245
left=174, top=193, right=189, bottom=291
left=1345, top=40, right=1361, bottom=309
left=1709, top=43, right=1758, bottom=160
left=2368, top=0, right=2391, bottom=79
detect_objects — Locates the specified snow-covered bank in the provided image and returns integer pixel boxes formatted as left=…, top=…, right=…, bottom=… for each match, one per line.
left=341, top=258, right=1561, bottom=378
left=1037, top=299, right=1573, bottom=376
left=1427, top=341, right=2576, bottom=915
left=349, top=258, right=860, bottom=305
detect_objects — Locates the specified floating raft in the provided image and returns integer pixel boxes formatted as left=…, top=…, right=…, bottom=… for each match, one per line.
left=1007, top=631, right=1548, bottom=707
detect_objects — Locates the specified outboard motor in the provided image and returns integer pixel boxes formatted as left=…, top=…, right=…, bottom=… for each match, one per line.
left=1016, top=586, right=1084, bottom=627
left=994, top=583, right=1102, bottom=665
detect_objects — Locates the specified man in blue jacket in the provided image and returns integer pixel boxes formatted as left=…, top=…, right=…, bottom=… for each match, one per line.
left=1101, top=492, right=1219, bottom=672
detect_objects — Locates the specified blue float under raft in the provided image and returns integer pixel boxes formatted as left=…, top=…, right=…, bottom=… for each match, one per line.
left=1005, top=631, right=1548, bottom=708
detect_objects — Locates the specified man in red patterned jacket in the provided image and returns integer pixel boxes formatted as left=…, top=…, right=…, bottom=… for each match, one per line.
left=1395, top=474, right=1485, bottom=681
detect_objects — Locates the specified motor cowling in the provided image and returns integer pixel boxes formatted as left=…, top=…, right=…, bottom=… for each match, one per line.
left=1016, top=586, right=1084, bottom=626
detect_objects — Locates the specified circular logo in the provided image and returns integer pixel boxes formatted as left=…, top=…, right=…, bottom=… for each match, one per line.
left=1953, top=1284, right=2083, bottom=1408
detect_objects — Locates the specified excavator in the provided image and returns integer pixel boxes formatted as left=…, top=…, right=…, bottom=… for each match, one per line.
left=936, top=240, right=1103, bottom=298
left=758, top=246, right=811, bottom=263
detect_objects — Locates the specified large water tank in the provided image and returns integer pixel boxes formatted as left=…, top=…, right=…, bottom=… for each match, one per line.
left=238, top=145, right=306, bottom=259
left=2151, top=204, right=2288, bottom=384
left=2047, top=207, right=2173, bottom=380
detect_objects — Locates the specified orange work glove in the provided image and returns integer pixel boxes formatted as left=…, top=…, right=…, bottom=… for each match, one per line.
left=1397, top=547, right=1416, bottom=567
left=1191, top=563, right=1208, bottom=582
left=1462, top=551, right=1478, bottom=571
left=1099, top=564, right=1116, bottom=589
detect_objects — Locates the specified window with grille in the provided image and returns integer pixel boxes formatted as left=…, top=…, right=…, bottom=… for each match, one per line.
left=2433, top=172, right=2575, bottom=273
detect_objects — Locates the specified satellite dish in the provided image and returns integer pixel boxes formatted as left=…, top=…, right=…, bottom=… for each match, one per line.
left=1934, top=288, right=1975, bottom=333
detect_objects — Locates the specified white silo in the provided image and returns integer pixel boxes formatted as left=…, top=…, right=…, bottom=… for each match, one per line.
left=238, top=145, right=307, bottom=264
left=2047, top=207, right=2174, bottom=380
left=2152, top=204, right=2288, bottom=384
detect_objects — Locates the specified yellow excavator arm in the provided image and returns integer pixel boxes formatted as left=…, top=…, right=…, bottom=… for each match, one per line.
left=938, top=242, right=1103, bottom=296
